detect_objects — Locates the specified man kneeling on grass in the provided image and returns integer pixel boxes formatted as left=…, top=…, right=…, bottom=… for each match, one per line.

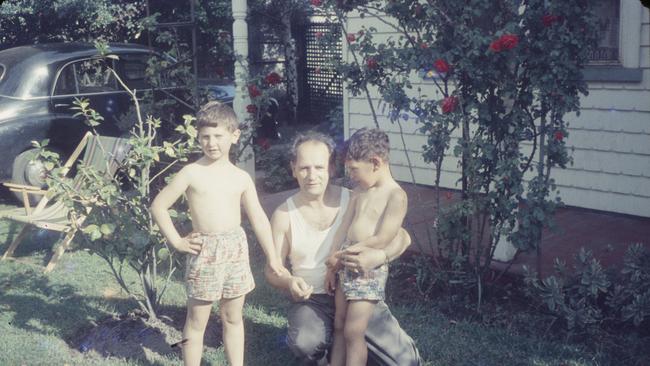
left=265, top=131, right=422, bottom=366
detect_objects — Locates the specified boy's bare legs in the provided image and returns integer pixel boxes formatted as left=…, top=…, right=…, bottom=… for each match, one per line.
left=183, top=298, right=214, bottom=366
left=330, top=286, right=347, bottom=366
left=344, top=300, right=377, bottom=366
left=220, top=295, right=246, bottom=366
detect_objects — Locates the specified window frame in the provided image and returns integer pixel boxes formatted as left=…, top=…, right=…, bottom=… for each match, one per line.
left=583, top=0, right=643, bottom=83
left=51, top=57, right=124, bottom=98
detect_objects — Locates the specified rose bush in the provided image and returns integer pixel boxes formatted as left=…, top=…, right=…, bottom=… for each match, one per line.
left=323, top=0, right=599, bottom=307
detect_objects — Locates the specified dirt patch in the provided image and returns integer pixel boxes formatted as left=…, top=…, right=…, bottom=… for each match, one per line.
left=69, top=309, right=222, bottom=362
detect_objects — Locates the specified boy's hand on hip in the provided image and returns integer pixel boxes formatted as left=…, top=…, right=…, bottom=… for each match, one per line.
left=171, top=234, right=203, bottom=255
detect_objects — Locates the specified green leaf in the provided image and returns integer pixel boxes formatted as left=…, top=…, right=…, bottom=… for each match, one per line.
left=157, top=247, right=170, bottom=261
left=100, top=223, right=116, bottom=235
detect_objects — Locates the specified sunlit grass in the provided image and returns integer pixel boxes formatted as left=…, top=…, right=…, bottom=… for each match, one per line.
left=0, top=200, right=620, bottom=366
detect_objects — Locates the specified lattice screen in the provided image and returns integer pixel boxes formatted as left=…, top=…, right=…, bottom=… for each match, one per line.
left=304, top=22, right=343, bottom=122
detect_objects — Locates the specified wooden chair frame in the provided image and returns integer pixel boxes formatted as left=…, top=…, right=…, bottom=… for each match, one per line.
left=1, top=132, right=128, bottom=272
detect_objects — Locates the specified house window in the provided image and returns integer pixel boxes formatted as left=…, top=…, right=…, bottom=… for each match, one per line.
left=587, top=0, right=620, bottom=64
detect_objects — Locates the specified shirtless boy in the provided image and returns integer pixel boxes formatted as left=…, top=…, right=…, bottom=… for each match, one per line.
left=150, top=101, right=286, bottom=366
left=326, top=128, right=408, bottom=366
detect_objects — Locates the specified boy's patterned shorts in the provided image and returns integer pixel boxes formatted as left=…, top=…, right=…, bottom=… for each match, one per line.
left=185, top=227, right=255, bottom=302
left=339, top=243, right=388, bottom=301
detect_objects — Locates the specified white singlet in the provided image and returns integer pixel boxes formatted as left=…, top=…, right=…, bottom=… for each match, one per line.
left=287, top=188, right=350, bottom=294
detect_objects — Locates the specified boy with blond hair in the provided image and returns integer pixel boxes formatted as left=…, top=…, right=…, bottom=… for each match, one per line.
left=151, top=101, right=286, bottom=366
left=325, top=127, right=408, bottom=366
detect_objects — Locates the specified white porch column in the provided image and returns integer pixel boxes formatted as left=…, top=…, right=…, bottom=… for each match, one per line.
left=232, top=0, right=255, bottom=177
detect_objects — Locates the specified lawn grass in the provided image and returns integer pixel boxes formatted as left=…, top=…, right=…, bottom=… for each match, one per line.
left=0, top=201, right=615, bottom=366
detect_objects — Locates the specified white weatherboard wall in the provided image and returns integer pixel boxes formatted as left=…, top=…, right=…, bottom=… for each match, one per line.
left=343, top=4, right=650, bottom=218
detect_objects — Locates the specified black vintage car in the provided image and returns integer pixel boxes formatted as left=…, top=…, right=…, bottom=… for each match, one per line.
left=0, top=42, right=190, bottom=195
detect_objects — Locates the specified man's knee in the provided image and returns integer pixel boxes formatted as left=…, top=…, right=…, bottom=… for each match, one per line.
left=287, top=326, right=329, bottom=361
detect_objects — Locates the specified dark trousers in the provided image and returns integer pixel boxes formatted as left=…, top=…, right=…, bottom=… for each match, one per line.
left=286, top=294, right=421, bottom=366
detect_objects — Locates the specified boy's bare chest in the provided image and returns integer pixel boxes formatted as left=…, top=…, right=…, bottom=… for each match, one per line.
left=188, top=174, right=244, bottom=200
left=355, top=192, right=388, bottom=221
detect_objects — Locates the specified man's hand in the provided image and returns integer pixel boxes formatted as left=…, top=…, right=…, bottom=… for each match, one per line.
left=325, top=268, right=338, bottom=295
left=340, top=246, right=387, bottom=273
left=289, top=276, right=314, bottom=301
left=173, top=233, right=203, bottom=255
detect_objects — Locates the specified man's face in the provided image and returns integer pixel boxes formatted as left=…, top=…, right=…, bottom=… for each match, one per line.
left=198, top=125, right=240, bottom=162
left=291, top=141, right=331, bottom=196
left=345, top=159, right=376, bottom=189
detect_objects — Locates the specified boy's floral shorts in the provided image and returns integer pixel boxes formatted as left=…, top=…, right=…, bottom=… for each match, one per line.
left=339, top=243, right=388, bottom=301
left=185, top=227, right=255, bottom=301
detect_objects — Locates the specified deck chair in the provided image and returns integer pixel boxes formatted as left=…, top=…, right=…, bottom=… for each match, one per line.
left=1, top=132, right=130, bottom=272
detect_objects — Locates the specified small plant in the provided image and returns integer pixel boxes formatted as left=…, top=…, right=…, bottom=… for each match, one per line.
left=524, top=243, right=650, bottom=337
left=37, top=48, right=198, bottom=320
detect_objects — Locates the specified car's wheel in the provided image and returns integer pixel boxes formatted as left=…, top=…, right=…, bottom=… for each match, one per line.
left=11, top=148, right=49, bottom=205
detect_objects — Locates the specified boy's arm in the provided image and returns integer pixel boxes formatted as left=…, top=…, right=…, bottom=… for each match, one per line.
left=241, top=172, right=288, bottom=276
left=351, top=188, right=408, bottom=250
left=150, top=167, right=199, bottom=254
left=265, top=204, right=313, bottom=301
left=327, top=191, right=357, bottom=258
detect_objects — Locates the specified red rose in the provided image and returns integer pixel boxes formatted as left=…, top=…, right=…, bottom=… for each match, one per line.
left=441, top=96, right=458, bottom=114
left=500, top=34, right=519, bottom=50
left=315, top=31, right=324, bottom=39
left=434, top=59, right=450, bottom=73
left=310, top=0, right=322, bottom=6
left=246, top=104, right=257, bottom=114
left=490, top=34, right=519, bottom=52
left=366, top=57, right=378, bottom=69
left=248, top=84, right=261, bottom=98
left=264, top=72, right=282, bottom=85
left=554, top=131, right=564, bottom=142
left=542, top=14, right=560, bottom=27
left=346, top=33, right=356, bottom=42
left=489, top=38, right=503, bottom=52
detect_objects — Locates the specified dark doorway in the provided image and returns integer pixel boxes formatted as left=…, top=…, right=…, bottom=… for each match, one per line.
left=297, top=21, right=343, bottom=124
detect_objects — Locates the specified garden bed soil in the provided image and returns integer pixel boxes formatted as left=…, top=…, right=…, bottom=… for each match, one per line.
left=68, top=309, right=222, bottom=362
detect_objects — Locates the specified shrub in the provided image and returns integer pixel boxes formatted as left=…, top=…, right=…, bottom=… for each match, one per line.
left=524, top=243, right=650, bottom=336
left=322, top=0, right=599, bottom=308
left=37, top=52, right=197, bottom=320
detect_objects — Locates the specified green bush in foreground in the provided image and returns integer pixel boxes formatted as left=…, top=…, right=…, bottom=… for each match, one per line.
left=524, top=243, right=650, bottom=337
